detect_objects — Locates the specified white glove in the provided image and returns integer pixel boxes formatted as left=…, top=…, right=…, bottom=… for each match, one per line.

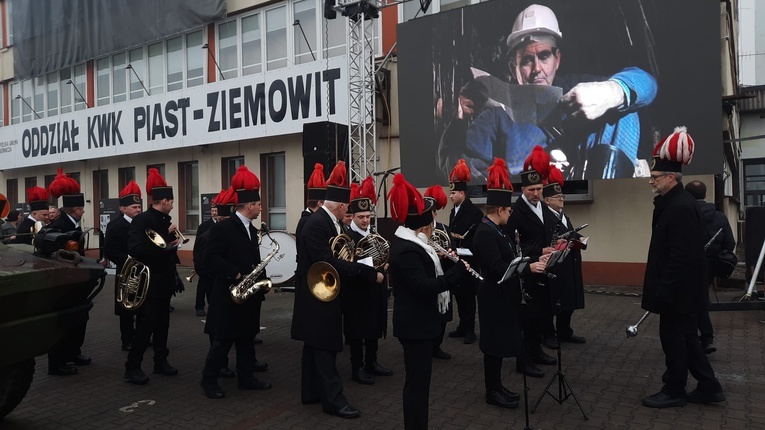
left=560, top=80, right=626, bottom=120
left=437, top=290, right=450, bottom=314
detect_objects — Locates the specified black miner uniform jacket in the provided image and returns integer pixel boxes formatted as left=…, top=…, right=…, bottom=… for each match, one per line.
left=342, top=227, right=387, bottom=341
left=504, top=198, right=554, bottom=317
left=542, top=209, right=585, bottom=313
left=291, top=208, right=379, bottom=352
left=104, top=214, right=132, bottom=316
left=203, top=215, right=266, bottom=339
left=434, top=221, right=454, bottom=325
left=642, top=183, right=707, bottom=315
left=48, top=213, right=78, bottom=232
left=448, top=198, right=483, bottom=267
left=13, top=216, right=37, bottom=244
left=127, top=207, right=180, bottom=300
left=390, top=238, right=467, bottom=340
left=473, top=219, right=523, bottom=358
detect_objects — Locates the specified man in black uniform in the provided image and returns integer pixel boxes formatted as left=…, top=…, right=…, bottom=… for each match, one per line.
left=104, top=180, right=143, bottom=352
left=542, top=167, right=586, bottom=345
left=641, top=127, right=725, bottom=408
left=295, top=163, right=327, bottom=248
left=46, top=169, right=92, bottom=375
left=504, top=146, right=557, bottom=378
left=194, top=198, right=220, bottom=317
left=124, top=168, right=182, bottom=385
left=343, top=177, right=392, bottom=385
left=200, top=166, right=272, bottom=399
left=12, top=187, right=50, bottom=244
left=424, top=185, right=455, bottom=360
left=447, top=159, right=483, bottom=344
left=291, top=161, right=384, bottom=419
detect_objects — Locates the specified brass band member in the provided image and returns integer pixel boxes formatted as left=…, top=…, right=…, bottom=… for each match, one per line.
left=295, top=163, right=326, bottom=255
left=104, top=181, right=143, bottom=352
left=291, top=161, right=384, bottom=419
left=343, top=177, right=392, bottom=385
left=447, top=159, right=483, bottom=344
left=124, top=169, right=181, bottom=385
left=388, top=173, right=469, bottom=430
left=47, top=170, right=91, bottom=375
left=200, top=167, right=272, bottom=399
left=194, top=191, right=222, bottom=317
left=12, top=186, right=50, bottom=244
left=542, top=167, right=586, bottom=345
left=505, top=146, right=557, bottom=378
left=424, top=185, right=455, bottom=360
left=474, top=158, right=548, bottom=409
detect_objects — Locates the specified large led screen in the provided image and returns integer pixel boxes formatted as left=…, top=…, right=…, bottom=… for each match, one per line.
left=398, top=0, right=721, bottom=186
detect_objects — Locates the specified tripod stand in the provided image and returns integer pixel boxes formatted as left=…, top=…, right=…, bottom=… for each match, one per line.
left=531, top=300, right=587, bottom=419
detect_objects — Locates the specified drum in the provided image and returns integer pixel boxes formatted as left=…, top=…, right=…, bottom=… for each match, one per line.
left=259, top=230, right=297, bottom=285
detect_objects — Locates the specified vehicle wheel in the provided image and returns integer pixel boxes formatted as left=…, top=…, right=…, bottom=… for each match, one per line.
left=0, top=359, right=35, bottom=420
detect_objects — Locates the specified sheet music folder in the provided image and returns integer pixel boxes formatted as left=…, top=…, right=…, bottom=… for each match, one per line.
left=498, top=256, right=530, bottom=284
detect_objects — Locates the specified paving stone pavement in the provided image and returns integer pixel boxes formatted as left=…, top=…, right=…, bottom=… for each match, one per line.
left=3, top=270, right=765, bottom=430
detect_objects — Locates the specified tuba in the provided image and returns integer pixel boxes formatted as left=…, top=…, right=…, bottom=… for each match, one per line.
left=229, top=223, right=277, bottom=304
left=117, top=228, right=165, bottom=310
left=355, top=231, right=390, bottom=270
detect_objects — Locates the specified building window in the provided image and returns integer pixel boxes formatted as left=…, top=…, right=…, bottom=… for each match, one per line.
left=218, top=20, right=239, bottom=79
left=6, top=179, right=18, bottom=209
left=147, top=164, right=165, bottom=178
left=266, top=6, right=288, bottom=70
left=24, top=177, right=37, bottom=191
left=73, top=64, right=87, bottom=110
left=167, top=36, right=183, bottom=91
left=112, top=52, right=128, bottom=103
left=44, top=174, right=57, bottom=206
left=118, top=167, right=136, bottom=191
left=10, top=82, right=19, bottom=124
left=148, top=42, right=164, bottom=96
left=222, top=156, right=244, bottom=188
left=241, top=14, right=262, bottom=75
left=60, top=68, right=73, bottom=113
left=263, top=153, right=286, bottom=230
left=33, top=76, right=45, bottom=118
left=180, top=161, right=200, bottom=232
left=93, top=170, right=109, bottom=200
left=745, top=159, right=765, bottom=206
left=21, top=79, right=33, bottom=122
left=96, top=58, right=111, bottom=106
left=186, top=30, right=205, bottom=87
left=129, top=48, right=146, bottom=100
left=68, top=172, right=81, bottom=186
left=47, top=71, right=59, bottom=116
left=294, top=0, right=317, bottom=64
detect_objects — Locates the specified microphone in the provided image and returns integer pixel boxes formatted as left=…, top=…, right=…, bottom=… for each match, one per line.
left=373, top=167, right=401, bottom=176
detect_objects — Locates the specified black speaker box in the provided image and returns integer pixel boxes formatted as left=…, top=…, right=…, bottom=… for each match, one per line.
left=302, top=121, right=348, bottom=201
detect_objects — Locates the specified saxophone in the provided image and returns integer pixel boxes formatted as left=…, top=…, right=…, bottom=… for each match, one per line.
left=229, top=223, right=278, bottom=304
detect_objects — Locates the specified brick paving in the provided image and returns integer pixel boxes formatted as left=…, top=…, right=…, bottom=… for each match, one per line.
left=3, top=270, right=765, bottom=430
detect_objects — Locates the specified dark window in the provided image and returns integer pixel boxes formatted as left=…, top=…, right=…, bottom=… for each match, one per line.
left=118, top=167, right=136, bottom=190
left=221, top=156, right=244, bottom=188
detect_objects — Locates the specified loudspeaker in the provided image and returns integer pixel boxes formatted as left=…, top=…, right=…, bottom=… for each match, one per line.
left=324, top=0, right=337, bottom=20
left=302, top=121, right=348, bottom=201
left=745, top=206, right=765, bottom=282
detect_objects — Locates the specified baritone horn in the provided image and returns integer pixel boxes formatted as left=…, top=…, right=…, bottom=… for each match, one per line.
left=117, top=228, right=166, bottom=310
left=307, top=261, right=341, bottom=302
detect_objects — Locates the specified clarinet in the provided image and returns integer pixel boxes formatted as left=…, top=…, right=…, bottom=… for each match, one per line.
left=427, top=240, right=484, bottom=281
left=515, top=229, right=532, bottom=304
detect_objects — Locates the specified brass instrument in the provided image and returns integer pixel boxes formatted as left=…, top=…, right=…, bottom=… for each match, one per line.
left=117, top=228, right=165, bottom=310
left=430, top=228, right=451, bottom=250
left=354, top=232, right=390, bottom=270
left=330, top=234, right=355, bottom=262
left=186, top=271, right=197, bottom=282
left=427, top=237, right=484, bottom=281
left=307, top=261, right=341, bottom=302
left=229, top=223, right=278, bottom=304
left=174, top=229, right=190, bottom=244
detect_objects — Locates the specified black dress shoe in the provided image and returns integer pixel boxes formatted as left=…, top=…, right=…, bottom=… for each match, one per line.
left=325, top=405, right=360, bottom=419
left=686, top=388, right=726, bottom=404
left=201, top=380, right=225, bottom=399
left=168, top=305, right=175, bottom=312
left=486, top=389, right=519, bottom=409
left=432, top=348, right=452, bottom=360
left=365, top=361, right=393, bottom=376
left=121, top=343, right=131, bottom=352
left=701, top=340, right=717, bottom=354
left=253, top=360, right=269, bottom=372
left=463, top=332, right=477, bottom=344
left=195, top=308, right=206, bottom=317
left=238, top=377, right=272, bottom=390
left=531, top=352, right=557, bottom=365
left=153, top=362, right=179, bottom=376
left=542, top=337, right=560, bottom=350
left=642, top=391, right=687, bottom=408
left=254, top=337, right=263, bottom=344
left=500, top=385, right=521, bottom=401
left=516, top=364, right=545, bottom=378
left=48, top=364, right=78, bottom=376
left=69, top=355, right=92, bottom=365
left=352, top=367, right=375, bottom=385
left=560, top=334, right=586, bottom=344
left=124, top=368, right=150, bottom=385
left=448, top=328, right=466, bottom=338
left=219, top=367, right=236, bottom=378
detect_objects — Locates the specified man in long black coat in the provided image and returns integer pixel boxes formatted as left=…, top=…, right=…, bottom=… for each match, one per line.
left=193, top=205, right=218, bottom=316
left=200, top=182, right=271, bottom=399
left=290, top=175, right=383, bottom=419
left=641, top=129, right=724, bottom=408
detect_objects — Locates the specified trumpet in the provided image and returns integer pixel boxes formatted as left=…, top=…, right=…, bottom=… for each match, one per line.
left=174, top=229, right=190, bottom=244
left=186, top=270, right=197, bottom=282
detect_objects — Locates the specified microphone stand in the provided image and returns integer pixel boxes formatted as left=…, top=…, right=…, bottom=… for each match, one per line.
left=374, top=167, right=400, bottom=219
left=515, top=230, right=535, bottom=430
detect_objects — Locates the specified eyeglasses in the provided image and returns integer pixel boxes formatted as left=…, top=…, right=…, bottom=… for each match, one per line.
left=549, top=195, right=565, bottom=201
left=650, top=173, right=669, bottom=181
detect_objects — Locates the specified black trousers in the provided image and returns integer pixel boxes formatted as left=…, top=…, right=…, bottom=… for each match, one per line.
left=454, top=279, right=477, bottom=332
left=399, top=338, right=433, bottom=430
left=348, top=338, right=379, bottom=368
left=119, top=314, right=135, bottom=346
left=433, top=322, right=447, bottom=351
left=301, top=343, right=348, bottom=413
left=195, top=275, right=212, bottom=310
left=523, top=315, right=546, bottom=357
left=208, top=334, right=230, bottom=369
left=201, top=336, right=255, bottom=383
left=542, top=310, right=575, bottom=340
left=659, top=313, right=722, bottom=396
left=483, top=354, right=506, bottom=392
left=48, top=318, right=89, bottom=368
left=126, top=296, right=171, bottom=369
left=697, top=279, right=714, bottom=341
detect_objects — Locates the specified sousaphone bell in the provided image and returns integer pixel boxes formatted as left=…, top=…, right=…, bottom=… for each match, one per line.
left=307, top=261, right=341, bottom=302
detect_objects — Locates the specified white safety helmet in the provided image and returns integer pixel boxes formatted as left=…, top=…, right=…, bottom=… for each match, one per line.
left=506, top=4, right=563, bottom=53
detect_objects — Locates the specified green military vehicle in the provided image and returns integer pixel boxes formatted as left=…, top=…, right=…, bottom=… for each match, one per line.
left=0, top=239, right=105, bottom=420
